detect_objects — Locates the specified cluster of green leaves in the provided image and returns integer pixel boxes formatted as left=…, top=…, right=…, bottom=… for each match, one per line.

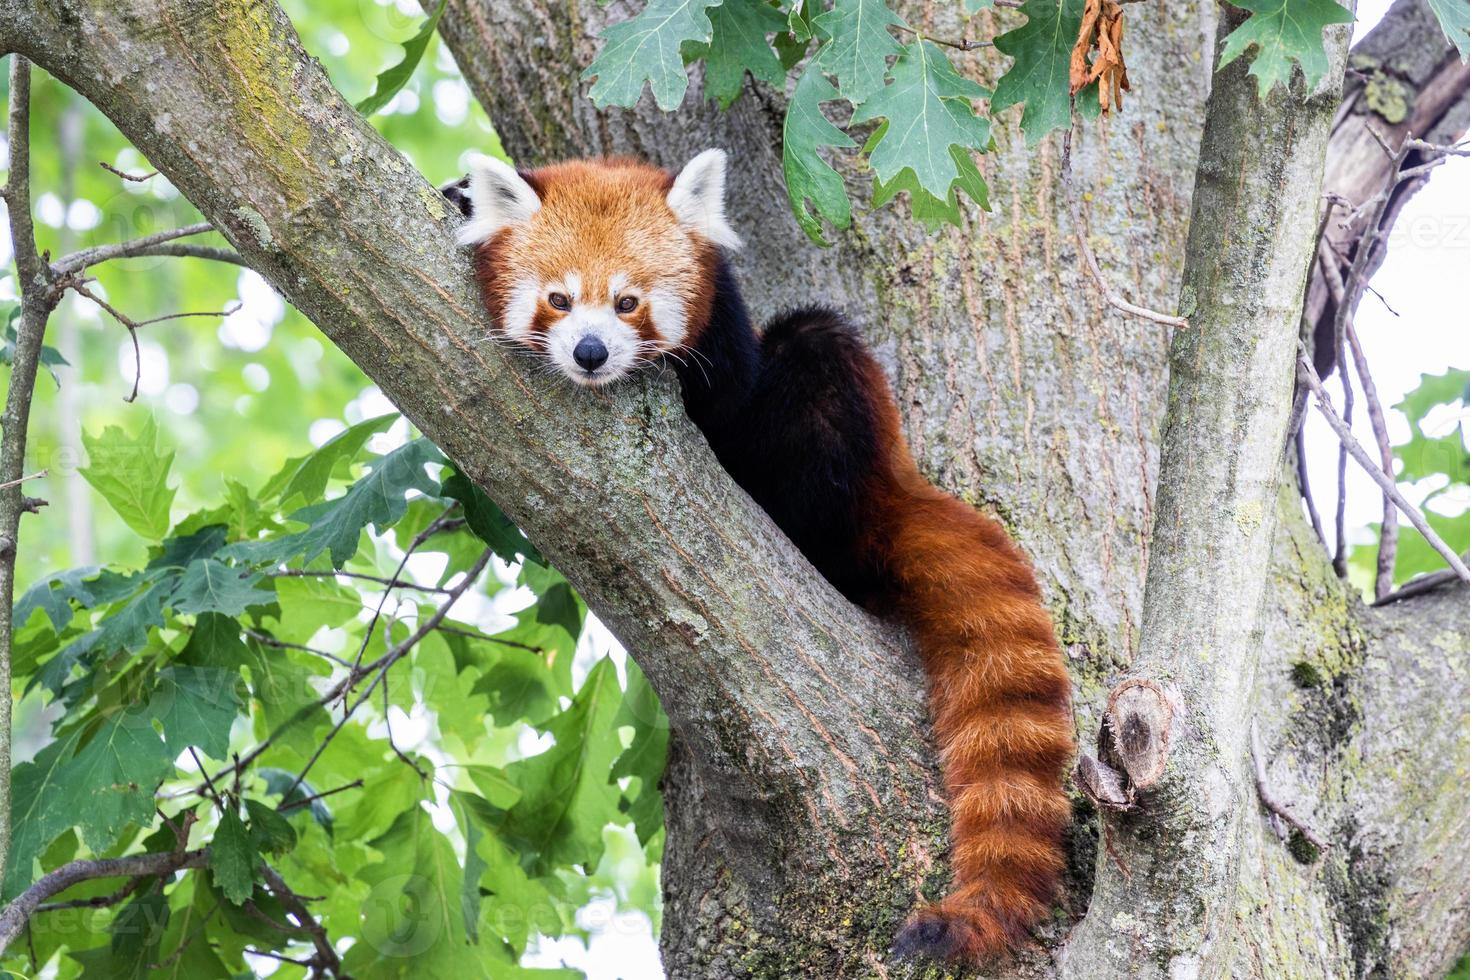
left=1350, top=368, right=1470, bottom=588
left=7, top=414, right=667, bottom=978
left=580, top=0, right=1470, bottom=244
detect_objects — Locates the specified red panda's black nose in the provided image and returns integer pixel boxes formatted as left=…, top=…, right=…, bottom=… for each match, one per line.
left=573, top=336, right=608, bottom=372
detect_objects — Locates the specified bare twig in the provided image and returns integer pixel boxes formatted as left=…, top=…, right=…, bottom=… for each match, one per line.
left=1298, top=355, right=1470, bottom=588
left=381, top=672, right=430, bottom=780
left=276, top=778, right=362, bottom=813
left=1250, top=720, right=1328, bottom=853
left=1062, top=131, right=1190, bottom=329
left=241, top=627, right=353, bottom=668
left=34, top=876, right=144, bottom=913
left=99, top=160, right=158, bottom=182
left=0, top=469, right=46, bottom=492
left=270, top=568, right=455, bottom=595
left=1296, top=429, right=1329, bottom=551
left=0, top=849, right=210, bottom=955
left=119, top=242, right=248, bottom=266
left=894, top=22, right=994, bottom=50
left=1345, top=321, right=1399, bottom=600
left=1373, top=565, right=1466, bottom=606
left=287, top=548, right=492, bottom=799
left=69, top=281, right=144, bottom=402
left=68, top=283, right=236, bottom=402
left=51, top=221, right=216, bottom=276
left=190, top=549, right=492, bottom=803
left=259, top=863, right=342, bottom=976
left=188, top=746, right=226, bottom=813
left=344, top=503, right=461, bottom=695
left=243, top=947, right=315, bottom=967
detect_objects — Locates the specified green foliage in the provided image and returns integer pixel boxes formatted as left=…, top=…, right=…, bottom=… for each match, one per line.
left=850, top=40, right=991, bottom=206
left=584, top=0, right=725, bottom=110
left=356, top=0, right=451, bottom=116
left=811, top=0, right=906, bottom=105
left=782, top=69, right=856, bottom=245
left=79, top=416, right=176, bottom=542
left=580, top=0, right=1365, bottom=241
left=1219, top=0, right=1354, bottom=95
left=1425, top=0, right=1470, bottom=60
left=1349, top=369, right=1470, bottom=588
left=4, top=414, right=665, bottom=976
left=991, top=0, right=1085, bottom=142
left=698, top=0, right=791, bottom=109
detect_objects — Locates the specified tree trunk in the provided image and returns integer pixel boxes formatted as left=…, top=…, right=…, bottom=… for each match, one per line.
left=2, top=0, right=1468, bottom=977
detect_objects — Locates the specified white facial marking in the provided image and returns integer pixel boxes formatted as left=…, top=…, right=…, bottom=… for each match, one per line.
left=563, top=272, right=582, bottom=302
left=647, top=286, right=688, bottom=347
left=546, top=302, right=642, bottom=387
left=667, top=148, right=742, bottom=251
left=502, top=279, right=539, bottom=340
left=457, top=154, right=542, bottom=246
left=608, top=272, right=630, bottom=299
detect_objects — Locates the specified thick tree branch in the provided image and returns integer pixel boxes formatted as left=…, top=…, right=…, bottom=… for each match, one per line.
left=6, top=1, right=1467, bottom=977
left=0, top=19, right=936, bottom=978
left=0, top=849, right=208, bottom=955
left=1066, top=7, right=1354, bottom=975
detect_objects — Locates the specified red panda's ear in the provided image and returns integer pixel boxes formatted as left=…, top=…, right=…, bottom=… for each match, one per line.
left=667, top=149, right=742, bottom=251
left=457, top=154, right=542, bottom=246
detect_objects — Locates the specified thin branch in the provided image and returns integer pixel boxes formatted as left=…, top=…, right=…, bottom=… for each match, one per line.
left=119, top=242, right=248, bottom=266
left=1062, top=130, right=1190, bottom=329
left=1250, top=720, right=1328, bottom=853
left=192, top=549, right=492, bottom=802
left=287, top=548, right=492, bottom=799
left=0, top=469, right=46, bottom=491
left=68, top=282, right=235, bottom=402
left=0, top=849, right=209, bottom=955
left=188, top=746, right=226, bottom=813
left=0, top=54, right=61, bottom=907
left=243, top=947, right=315, bottom=967
left=51, top=221, right=216, bottom=276
left=98, top=160, right=158, bottom=182
left=259, top=862, right=342, bottom=976
left=134, top=301, right=241, bottom=327
left=1296, top=428, right=1329, bottom=551
left=69, top=281, right=144, bottom=402
left=381, top=671, right=430, bottom=780
left=344, top=503, right=461, bottom=694
left=242, top=627, right=353, bottom=667
left=1345, top=321, right=1398, bottom=600
left=1373, top=564, right=1466, bottom=606
left=270, top=568, right=455, bottom=595
left=894, top=22, right=994, bottom=50
left=433, top=621, right=543, bottom=652
left=33, top=876, right=144, bottom=913
left=276, top=778, right=362, bottom=813
left=1298, top=354, right=1470, bottom=588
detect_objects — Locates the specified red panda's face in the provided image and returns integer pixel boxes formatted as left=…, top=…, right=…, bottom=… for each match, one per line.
left=457, top=151, right=741, bottom=387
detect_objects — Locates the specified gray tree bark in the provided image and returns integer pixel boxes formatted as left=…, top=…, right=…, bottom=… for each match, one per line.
left=1, top=0, right=1467, bottom=977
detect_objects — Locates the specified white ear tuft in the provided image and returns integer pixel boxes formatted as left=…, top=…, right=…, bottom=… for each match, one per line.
left=667, top=149, right=742, bottom=251
left=456, top=153, right=542, bottom=246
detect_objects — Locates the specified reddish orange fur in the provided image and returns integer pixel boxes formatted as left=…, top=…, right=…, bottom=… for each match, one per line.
left=858, top=363, right=1074, bottom=963
left=460, top=155, right=1073, bottom=963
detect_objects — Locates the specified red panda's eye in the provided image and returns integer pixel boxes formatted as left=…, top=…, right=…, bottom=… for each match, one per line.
left=547, top=292, right=571, bottom=311
left=616, top=295, right=638, bottom=314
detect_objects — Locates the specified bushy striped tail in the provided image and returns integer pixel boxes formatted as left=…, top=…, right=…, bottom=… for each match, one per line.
left=884, top=489, right=1074, bottom=963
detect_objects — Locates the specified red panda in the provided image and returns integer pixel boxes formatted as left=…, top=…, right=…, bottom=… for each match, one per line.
left=453, top=149, right=1075, bottom=964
